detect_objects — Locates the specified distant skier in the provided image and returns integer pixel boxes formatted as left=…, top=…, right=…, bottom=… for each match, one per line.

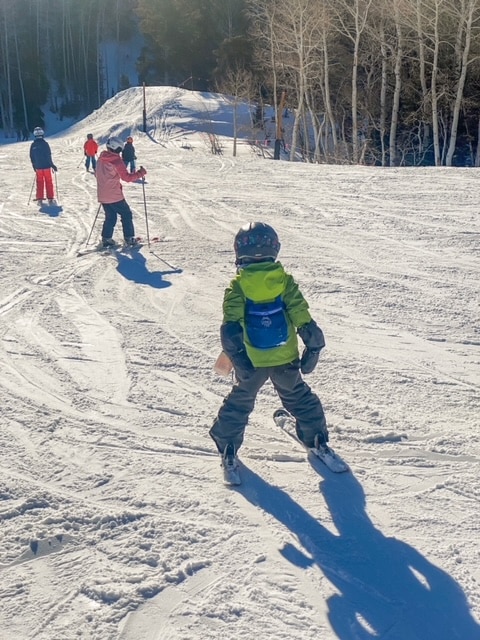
left=96, top=137, right=146, bottom=247
left=83, top=133, right=98, bottom=173
left=121, top=136, right=136, bottom=173
left=29, top=127, right=57, bottom=205
left=209, top=222, right=330, bottom=484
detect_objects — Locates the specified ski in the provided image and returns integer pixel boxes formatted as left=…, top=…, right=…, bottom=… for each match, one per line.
left=76, top=243, right=120, bottom=257
left=221, top=444, right=241, bottom=485
left=77, top=236, right=163, bottom=257
left=131, top=236, right=164, bottom=245
left=222, top=462, right=241, bottom=486
left=273, top=408, right=349, bottom=473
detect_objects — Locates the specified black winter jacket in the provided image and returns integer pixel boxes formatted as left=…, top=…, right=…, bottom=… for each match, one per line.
left=121, top=142, right=135, bottom=162
left=30, top=139, right=54, bottom=170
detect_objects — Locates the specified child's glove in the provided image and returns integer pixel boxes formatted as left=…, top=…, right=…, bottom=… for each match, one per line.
left=52, top=164, right=58, bottom=172
left=300, top=348, right=320, bottom=374
left=297, top=320, right=325, bottom=374
left=231, top=350, right=255, bottom=380
left=138, top=166, right=147, bottom=177
left=220, top=321, right=255, bottom=380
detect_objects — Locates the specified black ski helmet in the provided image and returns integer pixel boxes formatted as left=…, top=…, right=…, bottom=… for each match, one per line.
left=87, top=133, right=93, bottom=139
left=234, top=222, right=281, bottom=265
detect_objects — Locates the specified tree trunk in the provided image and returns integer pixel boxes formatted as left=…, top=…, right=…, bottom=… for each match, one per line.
left=446, top=3, right=474, bottom=167
left=389, top=2, right=403, bottom=167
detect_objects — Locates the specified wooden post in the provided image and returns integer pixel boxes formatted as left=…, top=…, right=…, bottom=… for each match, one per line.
left=274, top=90, right=286, bottom=160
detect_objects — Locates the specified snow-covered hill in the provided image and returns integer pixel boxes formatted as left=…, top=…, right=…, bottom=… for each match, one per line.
left=0, top=87, right=479, bottom=640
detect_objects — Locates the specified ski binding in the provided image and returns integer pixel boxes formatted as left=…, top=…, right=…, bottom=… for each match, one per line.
left=273, top=408, right=349, bottom=473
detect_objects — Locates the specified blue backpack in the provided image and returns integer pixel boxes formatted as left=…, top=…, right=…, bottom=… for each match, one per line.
left=245, top=296, right=288, bottom=349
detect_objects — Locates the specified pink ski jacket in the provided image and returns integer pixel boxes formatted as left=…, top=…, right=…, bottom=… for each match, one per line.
left=96, top=150, right=144, bottom=204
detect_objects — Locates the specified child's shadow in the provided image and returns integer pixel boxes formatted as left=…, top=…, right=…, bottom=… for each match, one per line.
left=114, top=249, right=181, bottom=289
left=236, top=464, right=480, bottom=640
left=39, top=203, right=63, bottom=217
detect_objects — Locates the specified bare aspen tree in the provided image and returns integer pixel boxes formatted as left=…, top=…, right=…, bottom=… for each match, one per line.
left=304, top=2, right=338, bottom=162
left=379, top=16, right=388, bottom=166
left=421, top=0, right=444, bottom=166
left=271, top=0, right=325, bottom=161
left=320, top=18, right=338, bottom=157
left=216, top=67, right=255, bottom=156
left=13, top=19, right=28, bottom=134
left=414, top=0, right=431, bottom=155
left=247, top=0, right=281, bottom=147
left=248, top=0, right=328, bottom=161
left=1, top=0, right=14, bottom=135
left=389, top=0, right=404, bottom=166
left=328, top=0, right=374, bottom=163
left=445, top=0, right=480, bottom=166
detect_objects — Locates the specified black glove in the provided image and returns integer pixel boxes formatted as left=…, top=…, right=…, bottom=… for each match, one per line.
left=300, top=348, right=320, bottom=374
left=297, top=320, right=325, bottom=350
left=52, top=164, right=58, bottom=172
left=220, top=321, right=255, bottom=380
left=231, top=350, right=255, bottom=380
left=297, top=320, right=325, bottom=374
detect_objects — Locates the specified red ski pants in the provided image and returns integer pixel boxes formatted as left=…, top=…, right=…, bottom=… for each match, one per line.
left=35, top=168, right=54, bottom=200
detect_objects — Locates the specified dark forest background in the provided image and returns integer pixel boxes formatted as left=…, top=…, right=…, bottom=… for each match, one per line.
left=2, top=0, right=480, bottom=166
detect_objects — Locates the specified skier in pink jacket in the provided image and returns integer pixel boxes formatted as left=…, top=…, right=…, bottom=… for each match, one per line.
left=96, top=137, right=147, bottom=247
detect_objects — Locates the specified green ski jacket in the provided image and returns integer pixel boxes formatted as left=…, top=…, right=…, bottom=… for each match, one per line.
left=222, top=261, right=313, bottom=367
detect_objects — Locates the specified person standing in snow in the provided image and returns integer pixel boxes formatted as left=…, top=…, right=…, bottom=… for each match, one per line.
left=96, top=137, right=146, bottom=247
left=121, top=136, right=136, bottom=173
left=29, top=127, right=57, bottom=205
left=83, top=133, right=98, bottom=173
left=210, top=222, right=331, bottom=483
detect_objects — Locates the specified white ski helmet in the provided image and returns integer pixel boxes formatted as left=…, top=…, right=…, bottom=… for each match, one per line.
left=33, top=127, right=44, bottom=138
left=106, top=137, right=123, bottom=153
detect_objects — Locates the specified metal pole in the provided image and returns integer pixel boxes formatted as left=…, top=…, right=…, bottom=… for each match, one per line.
left=141, top=177, right=150, bottom=248
left=27, top=174, right=36, bottom=205
left=142, top=82, right=147, bottom=133
left=85, top=204, right=102, bottom=247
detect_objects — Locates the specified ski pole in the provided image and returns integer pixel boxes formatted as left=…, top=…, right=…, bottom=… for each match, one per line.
left=85, top=204, right=102, bottom=247
left=141, top=176, right=150, bottom=248
left=27, top=174, right=36, bottom=205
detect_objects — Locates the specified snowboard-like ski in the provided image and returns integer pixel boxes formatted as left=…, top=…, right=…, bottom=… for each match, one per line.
left=222, top=461, right=241, bottom=486
left=273, top=408, right=349, bottom=473
left=221, top=444, right=241, bottom=486
left=76, top=243, right=120, bottom=257
left=77, top=236, right=164, bottom=257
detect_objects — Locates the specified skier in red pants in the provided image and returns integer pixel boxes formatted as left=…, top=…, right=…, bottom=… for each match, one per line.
left=29, top=127, right=58, bottom=205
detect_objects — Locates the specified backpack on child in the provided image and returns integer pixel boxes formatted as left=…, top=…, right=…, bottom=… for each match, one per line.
left=245, top=296, right=288, bottom=349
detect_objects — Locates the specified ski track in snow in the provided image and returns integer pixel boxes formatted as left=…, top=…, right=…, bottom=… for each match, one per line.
left=0, top=87, right=479, bottom=639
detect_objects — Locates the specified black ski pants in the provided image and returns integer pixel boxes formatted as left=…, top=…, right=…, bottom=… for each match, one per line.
left=209, top=360, right=328, bottom=454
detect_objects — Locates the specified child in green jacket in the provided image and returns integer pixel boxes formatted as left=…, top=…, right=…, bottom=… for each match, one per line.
left=210, top=222, right=329, bottom=483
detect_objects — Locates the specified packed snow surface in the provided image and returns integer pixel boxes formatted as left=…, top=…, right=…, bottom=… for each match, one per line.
left=0, top=87, right=479, bottom=640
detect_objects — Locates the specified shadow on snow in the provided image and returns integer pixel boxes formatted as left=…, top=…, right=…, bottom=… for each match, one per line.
left=235, top=464, right=480, bottom=640
left=38, top=204, right=63, bottom=217
left=113, top=248, right=182, bottom=289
